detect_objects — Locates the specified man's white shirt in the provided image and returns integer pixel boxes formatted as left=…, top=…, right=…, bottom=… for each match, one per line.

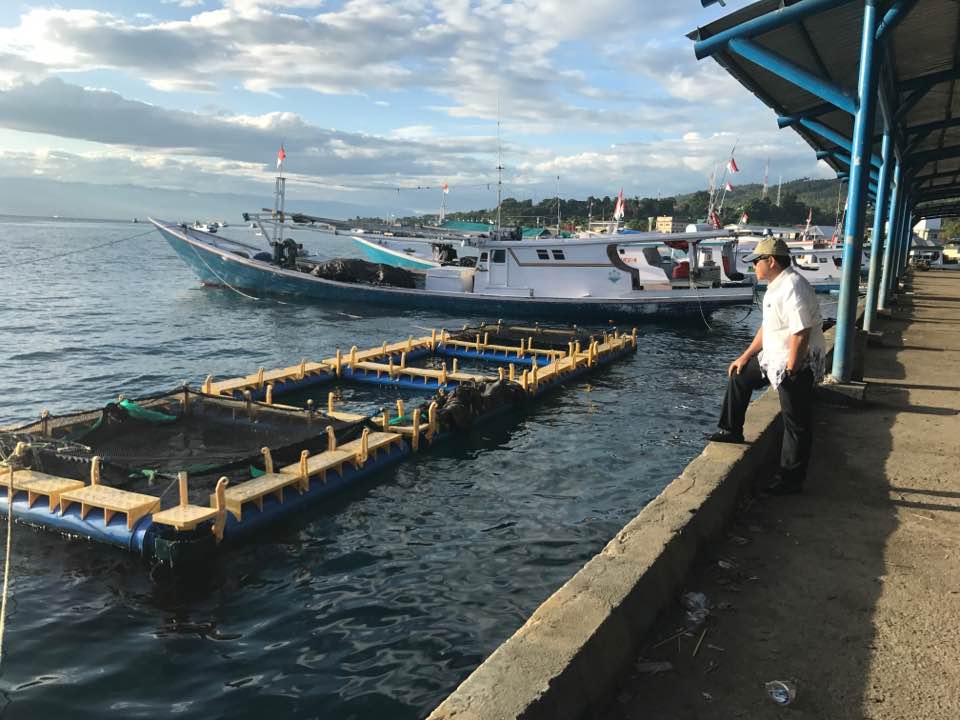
left=758, top=266, right=826, bottom=388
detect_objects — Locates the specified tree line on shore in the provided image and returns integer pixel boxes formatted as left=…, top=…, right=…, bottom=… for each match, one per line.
left=352, top=175, right=960, bottom=239
left=381, top=178, right=849, bottom=229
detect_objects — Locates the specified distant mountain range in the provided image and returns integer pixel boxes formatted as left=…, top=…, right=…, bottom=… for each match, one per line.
left=676, top=177, right=846, bottom=220
left=0, top=176, right=374, bottom=224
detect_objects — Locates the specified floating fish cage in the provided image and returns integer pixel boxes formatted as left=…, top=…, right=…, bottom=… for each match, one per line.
left=0, top=321, right=637, bottom=569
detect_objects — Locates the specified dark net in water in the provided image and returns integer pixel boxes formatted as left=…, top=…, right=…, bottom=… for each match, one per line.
left=0, top=389, right=363, bottom=504
left=309, top=258, right=417, bottom=288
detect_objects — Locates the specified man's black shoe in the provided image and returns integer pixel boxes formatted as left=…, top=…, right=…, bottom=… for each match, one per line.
left=763, top=475, right=803, bottom=496
left=707, top=430, right=745, bottom=444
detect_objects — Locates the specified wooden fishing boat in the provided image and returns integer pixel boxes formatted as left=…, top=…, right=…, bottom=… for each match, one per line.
left=151, top=219, right=753, bottom=319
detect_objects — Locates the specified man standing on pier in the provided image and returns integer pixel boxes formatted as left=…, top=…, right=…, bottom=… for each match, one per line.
left=709, top=236, right=825, bottom=495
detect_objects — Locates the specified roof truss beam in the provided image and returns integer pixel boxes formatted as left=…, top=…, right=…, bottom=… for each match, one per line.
left=800, top=118, right=883, bottom=168
left=908, top=144, right=960, bottom=168
left=899, top=66, right=960, bottom=93
left=726, top=37, right=857, bottom=115
left=913, top=168, right=960, bottom=185
left=875, top=0, right=921, bottom=42
left=818, top=150, right=880, bottom=183
left=693, top=0, right=859, bottom=60
left=912, top=187, right=960, bottom=202
left=777, top=102, right=836, bottom=128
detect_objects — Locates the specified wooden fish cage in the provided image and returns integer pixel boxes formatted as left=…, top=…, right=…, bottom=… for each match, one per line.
left=0, top=321, right=637, bottom=568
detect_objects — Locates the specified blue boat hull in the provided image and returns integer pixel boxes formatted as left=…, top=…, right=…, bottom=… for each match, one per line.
left=152, top=219, right=752, bottom=320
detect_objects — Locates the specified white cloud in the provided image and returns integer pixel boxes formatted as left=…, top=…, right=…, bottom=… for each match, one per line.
left=0, top=2, right=836, bottom=213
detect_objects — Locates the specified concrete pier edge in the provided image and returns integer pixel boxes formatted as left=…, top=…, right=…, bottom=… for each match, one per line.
left=428, top=307, right=863, bottom=720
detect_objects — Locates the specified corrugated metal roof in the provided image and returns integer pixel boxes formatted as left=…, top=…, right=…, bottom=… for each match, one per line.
left=690, top=0, right=960, bottom=218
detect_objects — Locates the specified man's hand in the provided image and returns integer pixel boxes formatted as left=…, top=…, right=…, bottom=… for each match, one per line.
left=727, top=354, right=750, bottom=377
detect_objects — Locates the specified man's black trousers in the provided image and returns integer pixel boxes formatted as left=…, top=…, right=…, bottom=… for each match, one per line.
left=718, top=355, right=814, bottom=485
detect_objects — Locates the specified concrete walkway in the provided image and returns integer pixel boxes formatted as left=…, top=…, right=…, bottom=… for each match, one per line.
left=607, top=271, right=960, bottom=720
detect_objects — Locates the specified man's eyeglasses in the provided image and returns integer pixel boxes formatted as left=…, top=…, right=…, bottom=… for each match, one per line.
left=751, top=255, right=770, bottom=265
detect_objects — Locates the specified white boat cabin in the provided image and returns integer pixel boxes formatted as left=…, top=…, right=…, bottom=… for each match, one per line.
left=424, top=232, right=727, bottom=298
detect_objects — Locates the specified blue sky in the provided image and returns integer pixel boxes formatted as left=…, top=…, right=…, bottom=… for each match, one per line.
left=0, top=0, right=834, bottom=218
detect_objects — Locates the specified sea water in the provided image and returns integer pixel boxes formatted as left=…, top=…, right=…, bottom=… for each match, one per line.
left=0, top=216, right=775, bottom=718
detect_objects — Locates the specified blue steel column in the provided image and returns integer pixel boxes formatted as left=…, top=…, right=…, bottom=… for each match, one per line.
left=892, top=196, right=909, bottom=290
left=878, top=158, right=902, bottom=309
left=864, top=127, right=892, bottom=332
left=888, top=193, right=906, bottom=293
left=894, top=203, right=912, bottom=286
left=832, top=0, right=880, bottom=382
left=899, top=207, right=915, bottom=280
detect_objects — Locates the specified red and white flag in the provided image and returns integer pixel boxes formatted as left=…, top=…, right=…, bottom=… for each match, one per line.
left=613, top=188, right=625, bottom=220
left=442, top=182, right=449, bottom=194
left=724, top=181, right=734, bottom=192
left=740, top=211, right=749, bottom=224
left=277, top=144, right=287, bottom=169
left=727, top=156, right=739, bottom=173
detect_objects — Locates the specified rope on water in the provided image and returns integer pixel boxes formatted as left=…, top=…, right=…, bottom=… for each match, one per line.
left=692, top=282, right=714, bottom=332
left=0, top=479, right=12, bottom=667
left=9, top=229, right=156, bottom=267
left=733, top=284, right=761, bottom=324
left=0, top=446, right=24, bottom=668
left=187, top=242, right=263, bottom=302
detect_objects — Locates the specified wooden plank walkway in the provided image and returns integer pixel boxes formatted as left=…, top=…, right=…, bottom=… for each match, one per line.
left=9, top=469, right=84, bottom=512
left=59, top=485, right=161, bottom=529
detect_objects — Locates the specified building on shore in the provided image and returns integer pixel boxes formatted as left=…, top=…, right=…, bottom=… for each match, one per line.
left=913, top=218, right=941, bottom=243
left=654, top=216, right=691, bottom=233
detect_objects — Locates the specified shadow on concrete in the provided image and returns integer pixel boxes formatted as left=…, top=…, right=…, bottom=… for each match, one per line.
left=889, top=486, right=960, bottom=499
left=882, top=344, right=946, bottom=352
left=868, top=400, right=959, bottom=416
left=870, top=381, right=960, bottom=392
left=889, top=499, right=960, bottom=513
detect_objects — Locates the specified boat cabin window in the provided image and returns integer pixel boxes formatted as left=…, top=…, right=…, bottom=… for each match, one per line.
left=552, top=249, right=566, bottom=260
left=819, top=257, right=827, bottom=263
left=479, top=252, right=488, bottom=263
left=492, top=249, right=506, bottom=263
left=642, top=248, right=662, bottom=266
left=536, top=249, right=549, bottom=260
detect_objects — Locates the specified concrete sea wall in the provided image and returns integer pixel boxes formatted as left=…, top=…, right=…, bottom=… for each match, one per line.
left=429, top=316, right=857, bottom=720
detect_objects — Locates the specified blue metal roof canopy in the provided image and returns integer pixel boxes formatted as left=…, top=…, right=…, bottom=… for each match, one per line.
left=689, top=0, right=960, bottom=382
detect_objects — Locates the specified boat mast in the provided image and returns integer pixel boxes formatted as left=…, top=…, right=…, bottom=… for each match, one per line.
left=496, top=119, right=503, bottom=235
left=273, top=145, right=286, bottom=246
left=707, top=163, right=717, bottom=218
left=762, top=157, right=770, bottom=200
left=776, top=174, right=782, bottom=207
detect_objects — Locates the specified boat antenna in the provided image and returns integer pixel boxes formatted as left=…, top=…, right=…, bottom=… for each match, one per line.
left=496, top=99, right=503, bottom=236
left=556, top=175, right=561, bottom=236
